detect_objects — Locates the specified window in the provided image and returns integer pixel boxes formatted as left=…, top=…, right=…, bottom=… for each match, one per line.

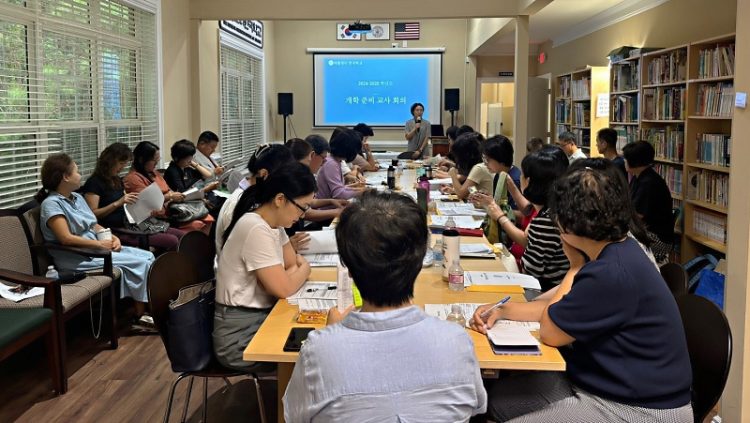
left=220, top=43, right=264, bottom=163
left=0, top=0, right=158, bottom=208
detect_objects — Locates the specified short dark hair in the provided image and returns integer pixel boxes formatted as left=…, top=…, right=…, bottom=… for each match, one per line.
left=484, top=135, right=514, bottom=167
left=456, top=125, right=475, bottom=137
left=568, top=158, right=651, bottom=247
left=224, top=162, right=316, bottom=245
left=451, top=132, right=484, bottom=176
left=197, top=130, right=219, bottom=145
left=336, top=190, right=428, bottom=307
left=305, top=134, right=331, bottom=155
left=521, top=146, right=569, bottom=205
left=527, top=137, right=544, bottom=153
left=285, top=138, right=313, bottom=161
left=329, top=126, right=348, bottom=142
left=352, top=123, right=374, bottom=137
left=549, top=165, right=631, bottom=242
left=410, top=102, right=425, bottom=116
left=446, top=125, right=459, bottom=141
left=596, top=128, right=617, bottom=150
left=330, top=129, right=362, bottom=162
left=246, top=144, right=294, bottom=176
left=170, top=139, right=197, bottom=161
left=622, top=140, right=655, bottom=168
left=557, top=131, right=576, bottom=144
left=132, top=141, right=160, bottom=178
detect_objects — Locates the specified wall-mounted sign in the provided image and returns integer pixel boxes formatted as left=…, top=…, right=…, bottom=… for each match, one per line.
left=498, top=71, right=514, bottom=77
left=220, top=20, right=263, bottom=49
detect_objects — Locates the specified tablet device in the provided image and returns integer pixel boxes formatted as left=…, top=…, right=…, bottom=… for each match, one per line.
left=283, top=327, right=315, bottom=352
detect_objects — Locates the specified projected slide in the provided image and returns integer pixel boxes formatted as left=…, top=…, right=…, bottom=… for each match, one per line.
left=314, top=53, right=442, bottom=127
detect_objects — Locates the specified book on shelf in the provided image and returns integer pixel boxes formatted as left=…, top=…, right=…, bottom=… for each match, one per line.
left=612, top=61, right=639, bottom=91
left=647, top=50, right=687, bottom=84
left=555, top=99, right=570, bottom=123
left=573, top=103, right=591, bottom=126
left=694, top=82, right=734, bottom=117
left=696, top=133, right=731, bottom=167
left=572, top=128, right=590, bottom=148
left=692, top=210, right=727, bottom=245
left=612, top=95, right=639, bottom=122
left=687, top=169, right=729, bottom=208
left=572, top=77, right=591, bottom=99
left=643, top=126, right=684, bottom=162
left=698, top=43, right=735, bottom=79
left=654, top=164, right=683, bottom=196
left=558, top=76, right=571, bottom=97
left=642, top=87, right=686, bottom=120
left=556, top=124, right=570, bottom=136
left=613, top=125, right=638, bottom=152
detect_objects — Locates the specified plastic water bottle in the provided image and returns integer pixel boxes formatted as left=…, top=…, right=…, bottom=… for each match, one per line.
left=448, top=259, right=465, bottom=291
left=433, top=235, right=444, bottom=267
left=45, top=265, right=59, bottom=280
left=442, top=217, right=460, bottom=281
left=337, top=261, right=353, bottom=312
left=445, top=304, right=466, bottom=326
left=387, top=165, right=396, bottom=189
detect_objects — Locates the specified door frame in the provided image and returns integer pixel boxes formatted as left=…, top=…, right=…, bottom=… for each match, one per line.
left=475, top=76, right=514, bottom=132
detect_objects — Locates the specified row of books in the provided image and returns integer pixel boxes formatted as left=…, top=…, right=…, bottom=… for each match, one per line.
left=612, top=62, right=639, bottom=92
left=573, top=103, right=590, bottom=126
left=697, top=44, right=735, bottom=79
left=687, top=169, right=729, bottom=208
left=555, top=124, right=569, bottom=138
left=694, top=82, right=734, bottom=117
left=696, top=133, right=731, bottom=167
left=642, top=87, right=686, bottom=120
left=646, top=50, right=687, bottom=85
left=571, top=78, right=590, bottom=99
left=654, top=164, right=683, bottom=196
left=555, top=100, right=570, bottom=123
left=692, top=210, right=727, bottom=245
left=612, top=95, right=639, bottom=122
left=558, top=76, right=571, bottom=98
left=643, top=126, right=684, bottom=162
left=614, top=125, right=638, bottom=152
left=572, top=128, right=590, bottom=148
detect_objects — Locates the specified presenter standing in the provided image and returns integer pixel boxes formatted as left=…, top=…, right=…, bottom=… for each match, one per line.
left=404, top=102, right=431, bottom=159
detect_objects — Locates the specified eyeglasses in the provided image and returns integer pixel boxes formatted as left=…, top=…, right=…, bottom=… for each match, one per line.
left=286, top=196, right=311, bottom=216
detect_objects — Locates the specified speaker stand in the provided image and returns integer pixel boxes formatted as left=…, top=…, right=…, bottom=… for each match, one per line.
left=449, top=110, right=456, bottom=127
left=283, top=114, right=289, bottom=142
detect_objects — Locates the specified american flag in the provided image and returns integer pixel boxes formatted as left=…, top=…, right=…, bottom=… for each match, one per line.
left=394, top=22, right=420, bottom=40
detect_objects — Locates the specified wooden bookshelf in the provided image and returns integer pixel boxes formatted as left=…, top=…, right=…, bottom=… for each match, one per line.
left=610, top=55, right=641, bottom=153
left=554, top=67, right=608, bottom=156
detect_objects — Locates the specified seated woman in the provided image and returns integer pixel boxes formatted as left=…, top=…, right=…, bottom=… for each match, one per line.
left=37, top=154, right=155, bottom=319
left=442, top=132, right=492, bottom=200
left=329, top=126, right=365, bottom=185
left=123, top=141, right=213, bottom=235
left=351, top=123, right=379, bottom=172
left=623, top=140, right=675, bottom=265
left=82, top=143, right=184, bottom=253
left=316, top=129, right=365, bottom=201
left=283, top=190, right=487, bottom=422
left=214, top=162, right=314, bottom=371
left=164, top=139, right=220, bottom=226
left=473, top=164, right=692, bottom=423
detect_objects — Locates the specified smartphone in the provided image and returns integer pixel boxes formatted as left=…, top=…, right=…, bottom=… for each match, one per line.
left=283, top=327, right=315, bottom=352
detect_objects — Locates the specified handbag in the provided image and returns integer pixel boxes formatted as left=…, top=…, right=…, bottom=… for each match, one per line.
left=485, top=172, right=515, bottom=245
left=167, top=280, right=215, bottom=372
left=124, top=216, right=170, bottom=234
left=168, top=200, right=209, bottom=223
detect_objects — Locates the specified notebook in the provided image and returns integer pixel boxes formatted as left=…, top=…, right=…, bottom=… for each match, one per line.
left=487, top=325, right=541, bottom=356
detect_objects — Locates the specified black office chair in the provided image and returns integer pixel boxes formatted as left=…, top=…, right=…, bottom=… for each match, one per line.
left=676, top=294, right=732, bottom=423
left=660, top=263, right=687, bottom=297
left=177, top=231, right=216, bottom=283
left=148, top=252, right=267, bottom=423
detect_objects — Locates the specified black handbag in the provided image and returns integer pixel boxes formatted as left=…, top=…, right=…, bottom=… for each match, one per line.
left=125, top=216, right=170, bottom=234
left=168, top=200, right=209, bottom=223
left=167, top=281, right=215, bottom=372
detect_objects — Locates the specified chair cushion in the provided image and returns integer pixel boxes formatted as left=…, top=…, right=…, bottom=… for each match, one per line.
left=0, top=274, right=113, bottom=312
left=0, top=308, right=52, bottom=348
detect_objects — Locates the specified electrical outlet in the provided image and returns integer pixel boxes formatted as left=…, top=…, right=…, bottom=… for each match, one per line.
left=391, top=42, right=399, bottom=48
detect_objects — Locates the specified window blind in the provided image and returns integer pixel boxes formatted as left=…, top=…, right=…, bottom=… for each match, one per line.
left=0, top=0, right=158, bottom=208
left=220, top=44, right=264, bottom=163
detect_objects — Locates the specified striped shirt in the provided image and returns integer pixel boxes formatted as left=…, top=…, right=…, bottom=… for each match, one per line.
left=522, top=208, right=569, bottom=290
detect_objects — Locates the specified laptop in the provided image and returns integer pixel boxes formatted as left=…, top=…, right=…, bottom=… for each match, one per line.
left=431, top=124, right=445, bottom=137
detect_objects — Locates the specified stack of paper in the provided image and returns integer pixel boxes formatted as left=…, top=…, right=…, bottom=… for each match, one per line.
left=424, top=303, right=540, bottom=330
left=428, top=177, right=453, bottom=186
left=287, top=281, right=337, bottom=305
left=487, top=325, right=541, bottom=355
left=182, top=187, right=204, bottom=201
left=124, top=182, right=165, bottom=224
left=429, top=215, right=483, bottom=229
left=459, top=244, right=495, bottom=258
left=436, top=202, right=486, bottom=217
left=464, top=271, right=542, bottom=290
left=302, top=253, right=339, bottom=267
left=299, top=231, right=338, bottom=254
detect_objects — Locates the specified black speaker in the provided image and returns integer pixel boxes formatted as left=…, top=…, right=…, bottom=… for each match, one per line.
left=278, top=93, right=293, bottom=115
left=444, top=88, right=460, bottom=111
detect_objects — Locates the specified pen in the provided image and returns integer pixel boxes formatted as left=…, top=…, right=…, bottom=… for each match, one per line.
left=480, top=295, right=511, bottom=319
left=306, top=286, right=337, bottom=292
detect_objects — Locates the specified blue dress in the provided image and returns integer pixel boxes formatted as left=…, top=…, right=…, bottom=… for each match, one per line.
left=40, top=192, right=155, bottom=302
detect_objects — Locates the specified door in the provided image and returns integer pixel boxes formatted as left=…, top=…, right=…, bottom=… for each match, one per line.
left=527, top=75, right=551, bottom=143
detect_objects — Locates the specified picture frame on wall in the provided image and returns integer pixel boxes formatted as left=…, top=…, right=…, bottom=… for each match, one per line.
left=336, top=23, right=361, bottom=41
left=365, top=23, right=390, bottom=40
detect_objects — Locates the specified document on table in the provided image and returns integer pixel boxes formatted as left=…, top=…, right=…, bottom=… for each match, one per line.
left=487, top=325, right=541, bottom=355
left=297, top=298, right=337, bottom=312
left=365, top=171, right=388, bottom=186
left=429, top=215, right=483, bottom=229
left=124, top=182, right=164, bottom=224
left=287, top=281, right=337, bottom=305
left=436, top=202, right=486, bottom=217
left=459, top=243, right=495, bottom=258
left=299, top=231, right=338, bottom=254
left=429, top=177, right=453, bottom=186
left=182, top=187, right=204, bottom=201
left=424, top=303, right=540, bottom=330
left=302, top=253, right=339, bottom=267
left=464, top=271, right=542, bottom=290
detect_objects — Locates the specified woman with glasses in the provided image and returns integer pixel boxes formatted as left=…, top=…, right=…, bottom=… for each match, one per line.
left=441, top=132, right=492, bottom=200
left=214, top=162, right=315, bottom=371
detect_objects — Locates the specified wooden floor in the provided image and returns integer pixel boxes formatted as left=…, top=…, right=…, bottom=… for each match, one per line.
left=0, top=314, right=277, bottom=423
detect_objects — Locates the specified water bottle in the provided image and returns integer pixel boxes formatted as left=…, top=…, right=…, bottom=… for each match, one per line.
left=425, top=164, right=433, bottom=180
left=448, top=259, right=465, bottom=291
left=433, top=235, right=444, bottom=267
left=442, top=217, right=460, bottom=281
left=337, top=261, right=353, bottom=312
left=417, top=174, right=430, bottom=203
left=45, top=265, right=59, bottom=280
left=387, top=165, right=396, bottom=189
left=445, top=304, right=466, bottom=326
